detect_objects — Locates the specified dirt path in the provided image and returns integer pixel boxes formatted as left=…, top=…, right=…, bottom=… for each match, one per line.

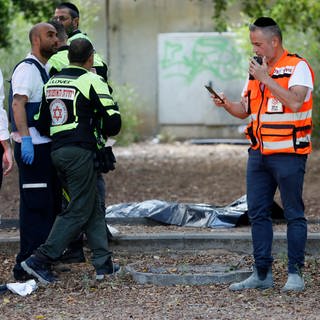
left=2, top=142, right=319, bottom=220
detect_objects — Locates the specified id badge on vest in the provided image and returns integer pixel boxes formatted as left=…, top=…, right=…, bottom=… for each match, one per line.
left=267, top=97, right=283, bottom=113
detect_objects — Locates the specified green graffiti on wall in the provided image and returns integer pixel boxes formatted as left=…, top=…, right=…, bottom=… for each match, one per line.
left=160, top=37, right=246, bottom=84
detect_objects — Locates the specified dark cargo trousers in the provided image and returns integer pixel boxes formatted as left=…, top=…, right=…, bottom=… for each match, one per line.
left=13, top=142, right=60, bottom=275
left=36, top=146, right=111, bottom=271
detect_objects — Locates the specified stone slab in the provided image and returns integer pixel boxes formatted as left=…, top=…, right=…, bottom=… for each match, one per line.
left=1, top=229, right=320, bottom=255
left=126, top=262, right=252, bottom=285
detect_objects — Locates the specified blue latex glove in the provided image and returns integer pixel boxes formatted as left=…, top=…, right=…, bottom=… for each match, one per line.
left=21, top=136, right=34, bottom=165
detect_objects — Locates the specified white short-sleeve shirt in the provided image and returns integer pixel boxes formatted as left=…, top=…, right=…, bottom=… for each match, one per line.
left=11, top=53, right=51, bottom=144
left=289, top=61, right=313, bottom=101
left=0, top=69, right=10, bottom=141
left=242, top=60, right=313, bottom=101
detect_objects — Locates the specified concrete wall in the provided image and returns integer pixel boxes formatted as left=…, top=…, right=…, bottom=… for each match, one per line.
left=158, top=32, right=248, bottom=139
left=106, top=0, right=247, bottom=139
left=86, top=0, right=108, bottom=62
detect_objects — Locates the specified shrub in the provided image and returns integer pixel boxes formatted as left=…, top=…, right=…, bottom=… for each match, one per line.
left=111, top=83, right=142, bottom=146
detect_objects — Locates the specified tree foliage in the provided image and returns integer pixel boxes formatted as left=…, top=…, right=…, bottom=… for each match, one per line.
left=212, top=0, right=320, bottom=37
left=212, top=0, right=320, bottom=143
left=212, top=0, right=228, bottom=32
left=240, top=0, right=320, bottom=38
left=12, top=0, right=61, bottom=22
left=0, top=0, right=12, bottom=47
left=0, top=0, right=60, bottom=49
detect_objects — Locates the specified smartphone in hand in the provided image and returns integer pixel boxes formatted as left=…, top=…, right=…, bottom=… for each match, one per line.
left=253, top=56, right=263, bottom=65
left=204, top=85, right=224, bottom=103
left=249, top=56, right=263, bottom=80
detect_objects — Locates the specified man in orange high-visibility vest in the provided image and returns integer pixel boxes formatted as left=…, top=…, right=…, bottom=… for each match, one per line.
left=211, top=17, right=314, bottom=292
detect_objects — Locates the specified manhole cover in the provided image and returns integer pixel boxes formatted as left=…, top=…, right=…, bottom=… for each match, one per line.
left=126, top=262, right=251, bottom=286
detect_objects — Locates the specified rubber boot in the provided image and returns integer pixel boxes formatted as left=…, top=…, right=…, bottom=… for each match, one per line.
left=229, top=267, right=274, bottom=291
left=281, top=273, right=305, bottom=292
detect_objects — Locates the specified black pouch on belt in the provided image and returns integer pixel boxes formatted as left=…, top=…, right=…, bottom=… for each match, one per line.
left=95, top=146, right=116, bottom=173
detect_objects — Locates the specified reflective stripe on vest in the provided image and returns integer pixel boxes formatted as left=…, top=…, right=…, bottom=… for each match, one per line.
left=251, top=110, right=312, bottom=122
left=244, top=50, right=314, bottom=155
left=45, top=67, right=116, bottom=137
left=262, top=135, right=311, bottom=151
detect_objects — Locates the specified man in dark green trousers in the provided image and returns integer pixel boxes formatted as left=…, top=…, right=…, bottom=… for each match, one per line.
left=21, top=38, right=121, bottom=284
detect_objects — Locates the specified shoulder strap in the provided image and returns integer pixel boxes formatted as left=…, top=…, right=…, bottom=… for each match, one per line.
left=12, top=58, right=49, bottom=84
left=8, top=58, right=49, bottom=131
left=22, top=58, right=50, bottom=83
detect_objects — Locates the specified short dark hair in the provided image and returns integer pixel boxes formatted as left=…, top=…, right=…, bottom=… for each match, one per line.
left=249, top=17, right=282, bottom=42
left=49, top=20, right=67, bottom=42
left=68, top=38, right=94, bottom=64
left=57, top=2, right=79, bottom=18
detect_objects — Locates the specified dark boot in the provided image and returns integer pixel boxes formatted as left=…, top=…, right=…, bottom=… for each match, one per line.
left=21, top=254, right=56, bottom=284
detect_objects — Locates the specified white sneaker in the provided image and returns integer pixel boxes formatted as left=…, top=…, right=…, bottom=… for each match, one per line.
left=281, top=273, right=305, bottom=292
left=229, top=268, right=274, bottom=291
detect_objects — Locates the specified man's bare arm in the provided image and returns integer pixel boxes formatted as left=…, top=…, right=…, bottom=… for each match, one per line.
left=1, top=139, right=13, bottom=175
left=12, top=94, right=29, bottom=136
left=263, top=78, right=309, bottom=112
left=212, top=94, right=249, bottom=120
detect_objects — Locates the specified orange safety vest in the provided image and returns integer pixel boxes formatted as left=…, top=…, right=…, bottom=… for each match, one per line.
left=244, top=50, right=314, bottom=155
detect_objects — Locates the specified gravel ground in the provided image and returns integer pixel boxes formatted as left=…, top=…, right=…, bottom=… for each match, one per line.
left=1, top=250, right=320, bottom=320
left=1, top=142, right=320, bottom=319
